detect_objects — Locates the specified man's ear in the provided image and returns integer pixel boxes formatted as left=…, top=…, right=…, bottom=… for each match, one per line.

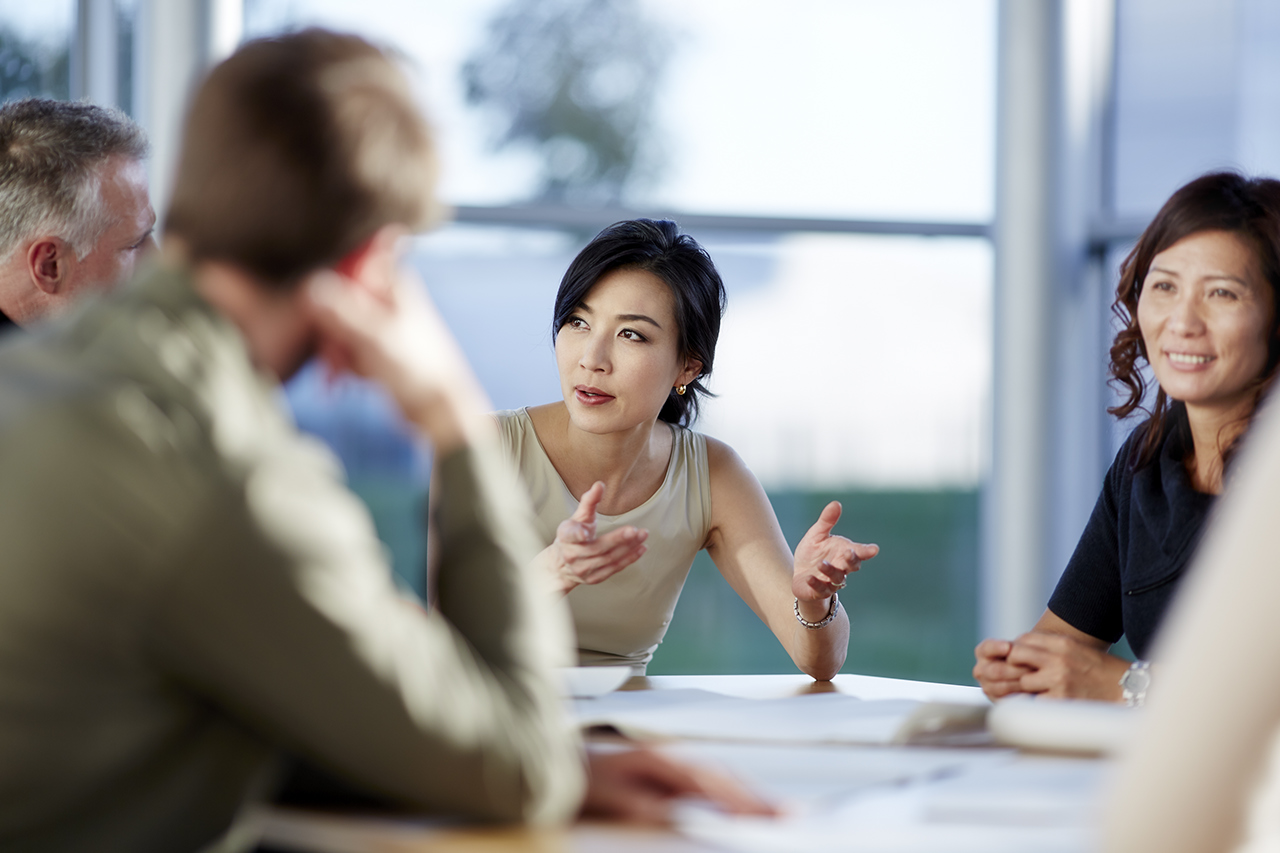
left=332, top=224, right=410, bottom=300
left=27, top=238, right=70, bottom=295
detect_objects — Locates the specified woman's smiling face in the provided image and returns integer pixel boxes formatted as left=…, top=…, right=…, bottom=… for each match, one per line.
left=555, top=267, right=700, bottom=434
left=1137, top=229, right=1275, bottom=416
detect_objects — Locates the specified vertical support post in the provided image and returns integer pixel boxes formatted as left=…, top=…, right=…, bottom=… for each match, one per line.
left=984, top=0, right=1060, bottom=640
left=1047, top=0, right=1117, bottom=579
left=984, top=0, right=1117, bottom=642
left=72, top=0, right=119, bottom=106
left=132, top=0, right=243, bottom=228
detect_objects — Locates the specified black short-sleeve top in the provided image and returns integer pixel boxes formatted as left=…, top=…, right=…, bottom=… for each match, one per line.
left=1046, top=411, right=1216, bottom=659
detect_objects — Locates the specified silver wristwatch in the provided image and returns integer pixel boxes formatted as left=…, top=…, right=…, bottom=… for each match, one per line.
left=1119, top=660, right=1151, bottom=707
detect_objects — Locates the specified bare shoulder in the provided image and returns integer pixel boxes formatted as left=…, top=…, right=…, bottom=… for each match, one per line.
left=705, top=435, right=765, bottom=501
left=705, top=435, right=749, bottom=475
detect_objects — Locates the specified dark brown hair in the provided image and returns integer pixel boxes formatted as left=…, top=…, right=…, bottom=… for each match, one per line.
left=165, top=29, right=440, bottom=287
left=1109, top=171, right=1280, bottom=469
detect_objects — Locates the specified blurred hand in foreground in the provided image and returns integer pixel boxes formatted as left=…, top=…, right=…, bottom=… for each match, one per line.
left=581, top=748, right=777, bottom=824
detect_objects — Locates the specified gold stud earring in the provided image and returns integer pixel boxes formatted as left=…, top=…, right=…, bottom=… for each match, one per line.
left=676, top=385, right=687, bottom=396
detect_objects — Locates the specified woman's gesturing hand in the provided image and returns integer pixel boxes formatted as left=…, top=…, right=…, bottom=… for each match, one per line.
left=539, top=481, right=650, bottom=594
left=791, top=501, right=879, bottom=603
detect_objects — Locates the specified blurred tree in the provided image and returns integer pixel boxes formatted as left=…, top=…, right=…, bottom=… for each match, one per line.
left=0, top=27, right=69, bottom=103
left=462, top=0, right=674, bottom=204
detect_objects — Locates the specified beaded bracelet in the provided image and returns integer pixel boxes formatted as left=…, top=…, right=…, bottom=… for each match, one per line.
left=794, top=593, right=840, bottom=629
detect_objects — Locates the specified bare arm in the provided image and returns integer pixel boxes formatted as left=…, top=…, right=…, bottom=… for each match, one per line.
left=704, top=439, right=876, bottom=681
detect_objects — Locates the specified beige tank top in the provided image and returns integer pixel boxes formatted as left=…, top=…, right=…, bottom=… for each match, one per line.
left=495, top=408, right=712, bottom=671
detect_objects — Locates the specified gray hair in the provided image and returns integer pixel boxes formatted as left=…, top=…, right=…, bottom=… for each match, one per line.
left=0, top=98, right=148, bottom=262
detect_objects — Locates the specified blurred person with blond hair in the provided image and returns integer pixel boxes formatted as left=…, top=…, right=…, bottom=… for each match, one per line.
left=1103, top=390, right=1280, bottom=852
left=0, top=29, right=767, bottom=853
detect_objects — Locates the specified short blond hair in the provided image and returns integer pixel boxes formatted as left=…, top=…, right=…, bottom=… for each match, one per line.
left=165, top=29, right=441, bottom=287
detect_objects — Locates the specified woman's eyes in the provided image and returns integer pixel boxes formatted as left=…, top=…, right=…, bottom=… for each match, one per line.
left=564, top=317, right=648, bottom=342
left=1148, top=280, right=1174, bottom=293
left=1209, top=287, right=1239, bottom=300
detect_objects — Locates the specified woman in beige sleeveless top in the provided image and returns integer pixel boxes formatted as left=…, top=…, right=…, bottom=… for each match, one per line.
left=497, top=219, right=878, bottom=677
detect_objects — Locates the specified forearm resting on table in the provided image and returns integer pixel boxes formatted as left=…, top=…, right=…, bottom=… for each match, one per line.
left=786, top=603, right=849, bottom=681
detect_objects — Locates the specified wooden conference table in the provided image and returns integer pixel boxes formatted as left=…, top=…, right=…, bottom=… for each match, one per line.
left=253, top=673, right=1105, bottom=853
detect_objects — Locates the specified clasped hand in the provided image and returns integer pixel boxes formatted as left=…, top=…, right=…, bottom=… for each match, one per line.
left=540, top=481, right=649, bottom=594
left=791, top=501, right=879, bottom=606
left=973, top=632, right=1129, bottom=701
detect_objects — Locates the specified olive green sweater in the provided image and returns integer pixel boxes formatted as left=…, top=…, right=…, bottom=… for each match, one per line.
left=0, top=264, right=583, bottom=852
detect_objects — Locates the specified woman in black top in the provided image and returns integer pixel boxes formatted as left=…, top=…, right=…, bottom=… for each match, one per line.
left=975, top=171, right=1280, bottom=702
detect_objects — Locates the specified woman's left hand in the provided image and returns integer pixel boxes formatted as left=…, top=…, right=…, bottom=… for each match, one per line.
left=791, top=501, right=879, bottom=603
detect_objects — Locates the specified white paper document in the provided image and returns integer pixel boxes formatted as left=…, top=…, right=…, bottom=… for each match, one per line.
left=675, top=754, right=1109, bottom=853
left=656, top=740, right=1016, bottom=806
left=573, top=688, right=989, bottom=746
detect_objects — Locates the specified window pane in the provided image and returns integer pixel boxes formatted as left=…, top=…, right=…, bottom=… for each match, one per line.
left=1112, top=0, right=1280, bottom=218
left=0, top=1, right=73, bottom=102
left=245, top=0, right=995, bottom=221
left=250, top=0, right=997, bottom=681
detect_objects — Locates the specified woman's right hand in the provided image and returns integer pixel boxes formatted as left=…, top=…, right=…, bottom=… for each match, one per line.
left=538, top=481, right=649, bottom=594
left=973, top=638, right=1032, bottom=700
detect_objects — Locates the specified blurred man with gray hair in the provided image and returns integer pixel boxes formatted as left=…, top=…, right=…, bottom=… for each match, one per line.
left=0, top=98, right=154, bottom=327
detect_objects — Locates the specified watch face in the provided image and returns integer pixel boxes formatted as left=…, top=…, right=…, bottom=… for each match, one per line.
left=1122, top=667, right=1151, bottom=694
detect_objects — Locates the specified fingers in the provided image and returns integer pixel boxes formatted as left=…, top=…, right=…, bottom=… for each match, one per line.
left=799, top=567, right=846, bottom=596
left=975, top=638, right=1013, bottom=662
left=1006, top=643, right=1056, bottom=670
left=556, top=525, right=650, bottom=587
left=1005, top=632, right=1076, bottom=670
left=572, top=481, right=606, bottom=524
left=682, top=761, right=779, bottom=818
left=582, top=750, right=776, bottom=824
left=572, top=530, right=649, bottom=585
left=556, top=517, right=596, bottom=546
left=305, top=270, right=401, bottom=365
left=973, top=637, right=1038, bottom=699
left=1016, top=668, right=1064, bottom=696
left=816, top=539, right=879, bottom=573
left=792, top=540, right=878, bottom=600
left=977, top=676, right=1027, bottom=701
left=975, top=659, right=1034, bottom=683
left=805, top=501, right=843, bottom=540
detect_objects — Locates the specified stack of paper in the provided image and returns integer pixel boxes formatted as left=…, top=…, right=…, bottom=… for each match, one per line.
left=573, top=688, right=990, bottom=746
left=675, top=753, right=1108, bottom=853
